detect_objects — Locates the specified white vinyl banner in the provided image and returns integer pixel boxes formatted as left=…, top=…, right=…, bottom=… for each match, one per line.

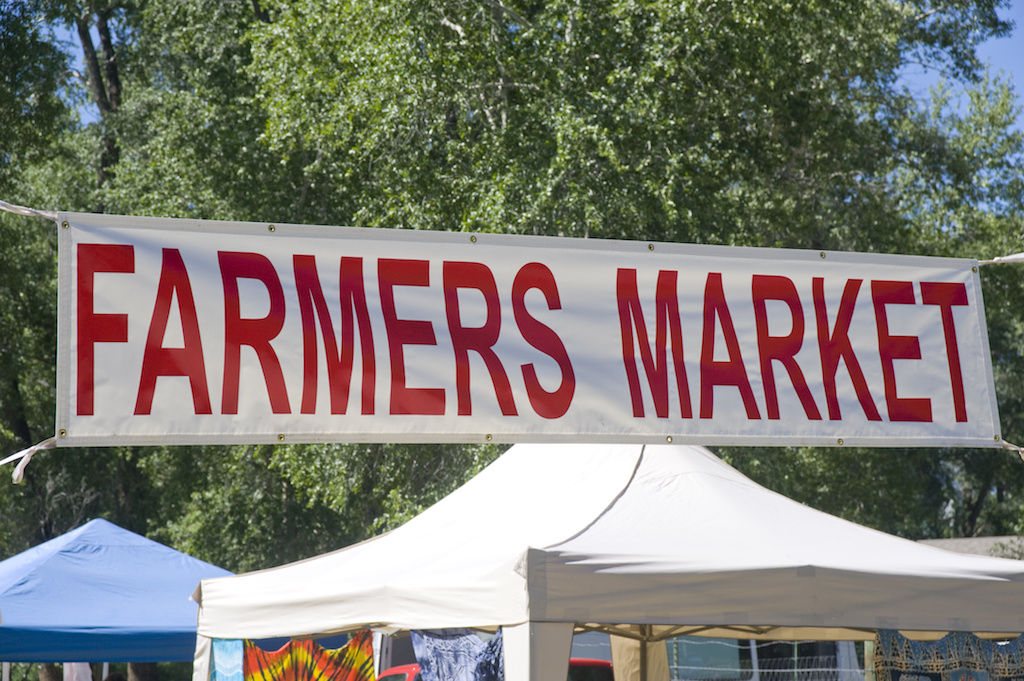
left=56, top=212, right=1002, bottom=448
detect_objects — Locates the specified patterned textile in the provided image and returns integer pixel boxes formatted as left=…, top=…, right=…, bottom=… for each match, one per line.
left=411, top=630, right=504, bottom=681
left=244, top=631, right=375, bottom=681
left=213, top=639, right=244, bottom=681
left=476, top=631, right=504, bottom=681
left=875, top=630, right=1024, bottom=681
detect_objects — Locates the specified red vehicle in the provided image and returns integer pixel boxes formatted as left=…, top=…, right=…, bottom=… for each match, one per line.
left=378, top=664, right=423, bottom=681
left=378, top=659, right=613, bottom=681
left=566, top=658, right=615, bottom=681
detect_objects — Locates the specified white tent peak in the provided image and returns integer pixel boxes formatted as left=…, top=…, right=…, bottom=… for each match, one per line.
left=194, top=443, right=1024, bottom=646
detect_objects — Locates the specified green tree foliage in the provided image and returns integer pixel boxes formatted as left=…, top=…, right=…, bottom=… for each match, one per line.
left=0, top=1, right=69, bottom=179
left=153, top=442, right=500, bottom=572
left=1, top=0, right=1023, bottom=577
left=241, top=0, right=1012, bottom=248
left=96, top=0, right=309, bottom=221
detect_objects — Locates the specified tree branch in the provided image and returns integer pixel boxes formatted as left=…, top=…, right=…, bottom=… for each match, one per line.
left=252, top=0, right=271, bottom=23
left=480, top=0, right=531, bottom=30
left=76, top=15, right=111, bottom=115
left=468, top=81, right=539, bottom=90
left=95, top=9, right=121, bottom=111
left=441, top=16, right=465, bottom=40
left=963, top=469, right=996, bottom=537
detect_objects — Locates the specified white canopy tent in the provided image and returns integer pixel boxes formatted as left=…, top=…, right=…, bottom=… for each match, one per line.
left=192, top=443, right=1024, bottom=681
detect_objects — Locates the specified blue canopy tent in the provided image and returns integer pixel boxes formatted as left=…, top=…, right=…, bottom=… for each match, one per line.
left=0, top=518, right=231, bottom=662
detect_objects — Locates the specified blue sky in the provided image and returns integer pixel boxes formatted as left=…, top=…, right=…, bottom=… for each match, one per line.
left=976, top=1, right=1023, bottom=129
left=977, top=1, right=1022, bottom=99
left=901, top=1, right=1023, bottom=129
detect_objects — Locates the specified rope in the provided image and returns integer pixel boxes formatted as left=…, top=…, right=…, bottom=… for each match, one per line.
left=0, top=199, right=57, bottom=222
left=979, top=252, right=1024, bottom=266
left=0, top=437, right=56, bottom=483
left=1001, top=439, right=1024, bottom=463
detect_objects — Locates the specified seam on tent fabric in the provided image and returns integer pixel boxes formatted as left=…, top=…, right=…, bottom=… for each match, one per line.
left=544, top=445, right=646, bottom=549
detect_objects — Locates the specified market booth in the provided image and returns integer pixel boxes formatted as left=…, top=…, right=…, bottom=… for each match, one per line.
left=0, top=518, right=231, bottom=662
left=191, top=443, right=1024, bottom=681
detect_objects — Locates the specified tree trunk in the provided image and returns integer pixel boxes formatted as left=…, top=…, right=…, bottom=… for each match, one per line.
left=77, top=8, right=122, bottom=207
left=38, top=665, right=60, bottom=681
left=95, top=10, right=121, bottom=110
left=127, top=663, right=157, bottom=681
left=76, top=17, right=111, bottom=115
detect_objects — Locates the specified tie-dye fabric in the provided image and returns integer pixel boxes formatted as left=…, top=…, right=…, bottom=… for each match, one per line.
left=244, top=631, right=375, bottom=681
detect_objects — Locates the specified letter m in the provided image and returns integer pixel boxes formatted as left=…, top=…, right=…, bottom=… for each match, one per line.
left=294, top=255, right=376, bottom=414
left=616, top=268, right=692, bottom=418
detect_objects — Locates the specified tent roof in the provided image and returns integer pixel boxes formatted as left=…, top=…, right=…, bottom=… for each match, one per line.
left=1, top=518, right=231, bottom=662
left=194, top=444, right=1024, bottom=642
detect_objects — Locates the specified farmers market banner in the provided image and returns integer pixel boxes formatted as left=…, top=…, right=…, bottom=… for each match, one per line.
left=55, top=212, right=1002, bottom=447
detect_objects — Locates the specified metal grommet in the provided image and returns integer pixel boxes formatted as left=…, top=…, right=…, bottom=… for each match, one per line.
left=648, top=243, right=655, bottom=251
left=972, top=266, right=979, bottom=273
left=485, top=433, right=493, bottom=441
left=837, top=438, right=844, bottom=446
left=277, top=433, right=285, bottom=442
left=995, top=435, right=1002, bottom=441
left=61, top=221, right=70, bottom=230
left=819, top=251, right=826, bottom=259
left=666, top=435, right=673, bottom=443
left=58, top=428, right=68, bottom=438
left=470, top=235, right=478, bottom=243
left=268, top=224, right=276, bottom=232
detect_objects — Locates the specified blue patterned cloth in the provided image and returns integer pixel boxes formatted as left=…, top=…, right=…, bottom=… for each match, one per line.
left=411, top=629, right=504, bottom=681
left=875, top=630, right=1024, bottom=681
left=212, top=639, right=244, bottom=681
left=476, top=631, right=504, bottom=681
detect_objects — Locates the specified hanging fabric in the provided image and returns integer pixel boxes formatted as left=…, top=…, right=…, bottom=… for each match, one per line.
left=410, top=629, right=504, bottom=681
left=475, top=632, right=504, bottom=681
left=244, top=631, right=375, bottom=681
left=875, top=630, right=1024, bottom=681
left=213, top=639, right=244, bottom=681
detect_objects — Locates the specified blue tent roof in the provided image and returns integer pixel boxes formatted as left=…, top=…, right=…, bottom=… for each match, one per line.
left=0, top=518, right=232, bottom=662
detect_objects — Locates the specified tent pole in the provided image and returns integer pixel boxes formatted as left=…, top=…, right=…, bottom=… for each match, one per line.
left=639, top=626, right=649, bottom=681
left=864, top=640, right=876, bottom=681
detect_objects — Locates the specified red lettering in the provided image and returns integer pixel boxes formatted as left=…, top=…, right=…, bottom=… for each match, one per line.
left=872, top=280, right=931, bottom=422
left=616, top=268, right=691, bottom=418
left=921, top=281, right=969, bottom=422
left=699, top=273, right=760, bottom=419
left=512, top=263, right=575, bottom=419
left=443, top=261, right=517, bottom=416
left=294, top=255, right=376, bottom=415
left=813, top=278, right=881, bottom=421
left=218, top=251, right=291, bottom=414
left=752, top=275, right=820, bottom=420
left=77, top=243, right=133, bottom=415
left=135, top=249, right=211, bottom=415
left=379, top=259, right=445, bottom=415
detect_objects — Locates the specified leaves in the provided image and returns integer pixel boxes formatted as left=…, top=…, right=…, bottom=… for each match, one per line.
left=1, top=0, right=1023, bottom=570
